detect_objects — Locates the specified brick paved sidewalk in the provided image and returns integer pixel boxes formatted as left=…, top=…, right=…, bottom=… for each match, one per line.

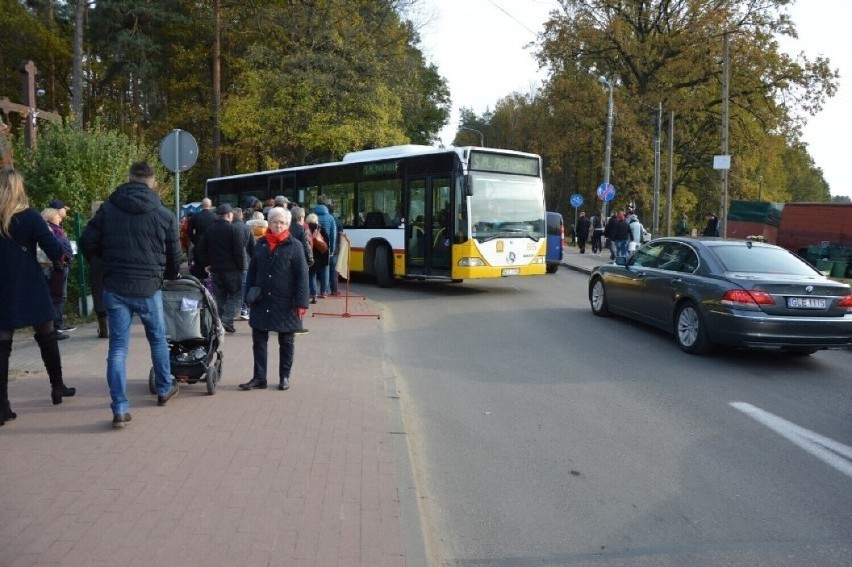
left=0, top=294, right=415, bottom=566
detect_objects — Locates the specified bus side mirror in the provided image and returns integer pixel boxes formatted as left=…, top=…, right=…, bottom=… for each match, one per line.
left=463, top=174, right=473, bottom=197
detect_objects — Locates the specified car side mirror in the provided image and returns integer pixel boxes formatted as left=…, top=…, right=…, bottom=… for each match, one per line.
left=615, top=257, right=627, bottom=266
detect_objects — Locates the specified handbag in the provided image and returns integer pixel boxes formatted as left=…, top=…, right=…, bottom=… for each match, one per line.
left=312, top=229, right=328, bottom=253
left=246, top=286, right=262, bottom=305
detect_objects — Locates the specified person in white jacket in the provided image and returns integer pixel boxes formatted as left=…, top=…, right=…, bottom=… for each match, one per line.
left=627, top=210, right=644, bottom=252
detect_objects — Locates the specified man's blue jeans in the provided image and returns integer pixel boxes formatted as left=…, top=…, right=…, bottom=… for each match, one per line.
left=103, top=290, right=172, bottom=415
left=615, top=239, right=630, bottom=259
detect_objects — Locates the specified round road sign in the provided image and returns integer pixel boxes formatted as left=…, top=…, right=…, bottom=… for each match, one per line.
left=596, top=182, right=616, bottom=202
left=570, top=193, right=584, bottom=208
left=159, top=129, right=198, bottom=173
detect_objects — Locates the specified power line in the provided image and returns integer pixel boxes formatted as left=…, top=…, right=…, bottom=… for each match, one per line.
left=486, top=0, right=538, bottom=36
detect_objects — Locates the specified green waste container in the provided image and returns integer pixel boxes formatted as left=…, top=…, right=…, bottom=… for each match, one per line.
left=830, top=260, right=848, bottom=278
left=815, top=258, right=833, bottom=275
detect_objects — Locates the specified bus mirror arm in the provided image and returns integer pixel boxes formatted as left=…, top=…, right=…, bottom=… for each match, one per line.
left=463, top=174, right=473, bottom=197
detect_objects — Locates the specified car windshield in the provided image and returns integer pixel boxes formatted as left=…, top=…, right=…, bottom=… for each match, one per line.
left=710, top=244, right=818, bottom=275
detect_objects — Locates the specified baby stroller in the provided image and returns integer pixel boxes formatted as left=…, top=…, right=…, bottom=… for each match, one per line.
left=148, top=276, right=225, bottom=395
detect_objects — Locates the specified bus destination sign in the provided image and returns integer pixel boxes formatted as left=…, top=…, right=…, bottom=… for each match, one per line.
left=470, top=152, right=539, bottom=176
left=363, top=161, right=398, bottom=176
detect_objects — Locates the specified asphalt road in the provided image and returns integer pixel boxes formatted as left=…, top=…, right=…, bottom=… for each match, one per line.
left=370, top=270, right=852, bottom=566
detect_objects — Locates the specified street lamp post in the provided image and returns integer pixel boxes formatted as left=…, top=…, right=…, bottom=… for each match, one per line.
left=459, top=126, right=485, bottom=147
left=600, top=77, right=614, bottom=220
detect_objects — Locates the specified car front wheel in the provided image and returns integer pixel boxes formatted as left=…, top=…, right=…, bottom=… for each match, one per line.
left=675, top=301, right=713, bottom=354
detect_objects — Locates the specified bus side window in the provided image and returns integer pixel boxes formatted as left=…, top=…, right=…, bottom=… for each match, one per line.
left=365, top=212, right=385, bottom=228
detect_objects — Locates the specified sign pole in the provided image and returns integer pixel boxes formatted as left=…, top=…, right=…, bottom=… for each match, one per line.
left=159, top=129, right=198, bottom=220
left=174, top=129, right=181, bottom=219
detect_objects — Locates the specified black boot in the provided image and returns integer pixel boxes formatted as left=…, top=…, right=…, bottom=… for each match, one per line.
left=0, top=339, right=12, bottom=426
left=34, top=331, right=75, bottom=405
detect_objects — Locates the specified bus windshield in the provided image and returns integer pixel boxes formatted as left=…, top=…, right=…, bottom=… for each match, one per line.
left=469, top=172, right=545, bottom=241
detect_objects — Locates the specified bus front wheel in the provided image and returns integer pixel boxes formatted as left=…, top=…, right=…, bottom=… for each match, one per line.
left=374, top=245, right=395, bottom=287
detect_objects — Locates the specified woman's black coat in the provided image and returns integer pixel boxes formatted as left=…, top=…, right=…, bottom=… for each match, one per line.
left=0, top=208, right=63, bottom=329
left=247, top=233, right=310, bottom=333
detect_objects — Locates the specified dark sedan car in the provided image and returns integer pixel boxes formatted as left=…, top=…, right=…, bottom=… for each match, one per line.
left=588, top=237, right=852, bottom=354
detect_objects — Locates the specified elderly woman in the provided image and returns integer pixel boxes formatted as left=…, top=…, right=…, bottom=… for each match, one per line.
left=239, top=207, right=309, bottom=391
left=0, top=169, right=76, bottom=424
left=42, top=206, right=76, bottom=335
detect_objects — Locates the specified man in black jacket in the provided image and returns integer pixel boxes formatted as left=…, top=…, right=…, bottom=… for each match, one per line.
left=195, top=204, right=248, bottom=332
left=187, top=198, right=216, bottom=278
left=80, top=161, right=181, bottom=428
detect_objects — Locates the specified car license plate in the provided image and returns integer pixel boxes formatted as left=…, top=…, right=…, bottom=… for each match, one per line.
left=787, top=297, right=826, bottom=309
left=502, top=268, right=520, bottom=276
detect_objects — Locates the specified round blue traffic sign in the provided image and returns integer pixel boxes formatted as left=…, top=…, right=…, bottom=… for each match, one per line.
left=570, top=193, right=584, bottom=208
left=596, top=182, right=616, bottom=202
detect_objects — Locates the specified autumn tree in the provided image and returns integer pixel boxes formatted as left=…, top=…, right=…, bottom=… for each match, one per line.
left=455, top=0, right=837, bottom=226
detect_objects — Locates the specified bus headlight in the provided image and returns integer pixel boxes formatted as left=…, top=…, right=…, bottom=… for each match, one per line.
left=458, top=257, right=485, bottom=267
left=531, top=255, right=545, bottom=264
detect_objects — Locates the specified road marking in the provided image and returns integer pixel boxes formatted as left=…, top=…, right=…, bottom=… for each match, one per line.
left=730, top=402, right=852, bottom=479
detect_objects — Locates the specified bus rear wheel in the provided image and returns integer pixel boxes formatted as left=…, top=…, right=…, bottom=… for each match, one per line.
left=375, top=245, right=395, bottom=288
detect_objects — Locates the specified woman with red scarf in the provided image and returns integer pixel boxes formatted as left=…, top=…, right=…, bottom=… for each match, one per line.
left=239, top=207, right=310, bottom=391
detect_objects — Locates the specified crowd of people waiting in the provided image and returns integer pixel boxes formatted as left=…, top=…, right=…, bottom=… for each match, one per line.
left=0, top=162, right=344, bottom=429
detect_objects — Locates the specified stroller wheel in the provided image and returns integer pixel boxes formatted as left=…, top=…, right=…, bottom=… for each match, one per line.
left=148, top=367, right=156, bottom=395
left=205, top=366, right=218, bottom=395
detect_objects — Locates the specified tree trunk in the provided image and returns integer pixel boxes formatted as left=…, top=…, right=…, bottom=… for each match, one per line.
left=72, top=1, right=87, bottom=128
left=212, top=0, right=222, bottom=176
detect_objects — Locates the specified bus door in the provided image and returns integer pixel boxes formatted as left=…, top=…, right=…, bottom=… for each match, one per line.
left=267, top=174, right=296, bottom=203
left=405, top=176, right=451, bottom=276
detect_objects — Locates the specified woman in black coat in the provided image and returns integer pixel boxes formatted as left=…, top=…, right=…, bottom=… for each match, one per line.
left=0, top=169, right=77, bottom=425
left=239, top=207, right=310, bottom=391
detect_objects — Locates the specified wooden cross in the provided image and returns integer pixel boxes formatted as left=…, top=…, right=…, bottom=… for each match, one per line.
left=0, top=60, right=61, bottom=167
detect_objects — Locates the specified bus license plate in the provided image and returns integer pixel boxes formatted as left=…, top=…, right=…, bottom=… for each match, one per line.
left=502, top=268, right=520, bottom=276
left=787, top=297, right=826, bottom=309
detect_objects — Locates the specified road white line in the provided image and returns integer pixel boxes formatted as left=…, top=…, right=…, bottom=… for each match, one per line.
left=730, top=401, right=852, bottom=479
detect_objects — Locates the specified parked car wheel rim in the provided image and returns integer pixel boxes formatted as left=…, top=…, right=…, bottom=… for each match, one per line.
left=591, top=279, right=607, bottom=313
left=677, top=305, right=700, bottom=347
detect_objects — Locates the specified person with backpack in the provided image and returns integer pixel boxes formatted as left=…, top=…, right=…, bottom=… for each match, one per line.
left=627, top=209, right=645, bottom=253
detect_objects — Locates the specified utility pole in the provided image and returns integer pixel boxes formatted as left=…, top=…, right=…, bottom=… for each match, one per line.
left=653, top=101, right=662, bottom=236
left=720, top=30, right=730, bottom=237
left=602, top=78, right=614, bottom=220
left=666, top=111, right=674, bottom=236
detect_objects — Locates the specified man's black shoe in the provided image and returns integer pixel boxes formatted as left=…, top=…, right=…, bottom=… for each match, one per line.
left=157, top=382, right=179, bottom=406
left=279, top=377, right=290, bottom=391
left=112, top=413, right=131, bottom=429
left=238, top=378, right=267, bottom=390
left=294, top=328, right=309, bottom=336
left=56, top=331, right=69, bottom=340
left=222, top=322, right=236, bottom=333
left=56, top=324, right=76, bottom=332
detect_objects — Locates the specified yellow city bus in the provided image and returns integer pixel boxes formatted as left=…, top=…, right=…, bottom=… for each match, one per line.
left=204, top=145, right=547, bottom=286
